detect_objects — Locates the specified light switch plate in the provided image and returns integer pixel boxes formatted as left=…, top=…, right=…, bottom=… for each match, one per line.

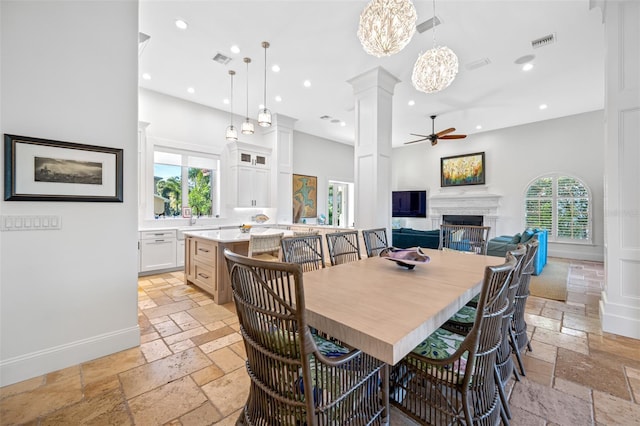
left=1, top=215, right=62, bottom=231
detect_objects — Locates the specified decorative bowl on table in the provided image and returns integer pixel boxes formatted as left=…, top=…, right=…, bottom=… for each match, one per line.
left=254, top=214, right=269, bottom=223
left=239, top=224, right=252, bottom=233
left=380, top=247, right=430, bottom=270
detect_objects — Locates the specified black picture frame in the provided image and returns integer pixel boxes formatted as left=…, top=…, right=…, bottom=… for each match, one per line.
left=4, top=134, right=123, bottom=202
left=440, top=152, right=486, bottom=187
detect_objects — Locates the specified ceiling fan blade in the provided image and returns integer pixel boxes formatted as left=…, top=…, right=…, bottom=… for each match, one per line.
left=404, top=138, right=429, bottom=145
left=436, top=127, right=456, bottom=137
left=440, top=134, right=467, bottom=140
left=410, top=133, right=429, bottom=137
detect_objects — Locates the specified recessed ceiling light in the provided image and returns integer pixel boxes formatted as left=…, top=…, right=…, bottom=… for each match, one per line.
left=514, top=54, right=535, bottom=65
left=408, top=100, right=415, bottom=106
left=522, top=63, right=534, bottom=71
left=175, top=19, right=188, bottom=30
left=271, top=64, right=280, bottom=73
left=223, top=98, right=230, bottom=105
left=539, top=104, right=548, bottom=110
left=340, top=121, right=346, bottom=127
left=303, top=80, right=311, bottom=88
left=258, top=103, right=265, bottom=109
left=476, top=125, right=482, bottom=130
left=230, top=45, right=240, bottom=54
left=274, top=95, right=282, bottom=102
left=187, top=87, right=195, bottom=94
left=142, top=73, right=151, bottom=80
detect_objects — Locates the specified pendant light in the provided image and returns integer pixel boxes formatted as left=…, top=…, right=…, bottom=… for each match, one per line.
left=357, top=0, right=417, bottom=58
left=258, top=41, right=272, bottom=127
left=241, top=57, right=255, bottom=135
left=412, top=0, right=458, bottom=93
left=225, top=70, right=238, bottom=141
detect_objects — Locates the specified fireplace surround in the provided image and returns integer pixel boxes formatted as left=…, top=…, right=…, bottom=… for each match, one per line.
left=430, top=192, right=501, bottom=238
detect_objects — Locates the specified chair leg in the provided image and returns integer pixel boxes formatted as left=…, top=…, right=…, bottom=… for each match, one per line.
left=509, top=327, right=527, bottom=376
left=527, top=340, right=533, bottom=352
left=495, top=365, right=512, bottom=420
left=381, top=364, right=390, bottom=426
left=512, top=363, right=521, bottom=382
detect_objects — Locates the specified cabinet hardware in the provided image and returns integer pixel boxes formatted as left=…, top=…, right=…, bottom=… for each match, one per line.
left=198, top=248, right=210, bottom=253
left=198, top=272, right=209, bottom=279
left=155, top=239, right=166, bottom=243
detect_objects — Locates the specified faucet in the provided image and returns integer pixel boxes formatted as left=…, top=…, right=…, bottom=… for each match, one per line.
left=190, top=216, right=197, bottom=226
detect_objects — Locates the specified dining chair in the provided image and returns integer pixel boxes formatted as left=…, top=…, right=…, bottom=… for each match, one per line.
left=281, top=234, right=326, bottom=272
left=247, top=232, right=283, bottom=261
left=439, top=224, right=491, bottom=255
left=389, top=253, right=517, bottom=426
left=362, top=228, right=388, bottom=257
left=512, top=237, right=540, bottom=376
left=325, top=230, right=361, bottom=265
left=223, top=249, right=387, bottom=425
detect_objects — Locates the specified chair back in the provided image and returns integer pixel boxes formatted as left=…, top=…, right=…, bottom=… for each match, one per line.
left=224, top=249, right=385, bottom=425
left=362, top=228, right=388, bottom=257
left=513, top=237, right=540, bottom=350
left=281, top=234, right=326, bottom=272
left=325, top=230, right=361, bottom=265
left=248, top=232, right=283, bottom=260
left=439, top=224, right=491, bottom=255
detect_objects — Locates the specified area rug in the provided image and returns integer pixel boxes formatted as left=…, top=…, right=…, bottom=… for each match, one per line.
left=529, top=257, right=569, bottom=301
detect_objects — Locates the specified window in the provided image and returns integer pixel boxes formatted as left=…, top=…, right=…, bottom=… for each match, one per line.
left=153, top=149, right=219, bottom=218
left=525, top=174, right=591, bottom=243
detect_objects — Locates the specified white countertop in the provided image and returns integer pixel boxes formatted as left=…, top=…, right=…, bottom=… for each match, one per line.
left=182, top=227, right=293, bottom=243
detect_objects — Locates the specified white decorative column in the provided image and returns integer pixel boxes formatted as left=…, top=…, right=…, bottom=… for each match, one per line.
left=263, top=113, right=297, bottom=224
left=599, top=0, right=640, bottom=339
left=348, top=67, right=400, bottom=232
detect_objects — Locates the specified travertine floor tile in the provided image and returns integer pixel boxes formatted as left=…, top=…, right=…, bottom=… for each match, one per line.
left=525, top=339, right=557, bottom=364
left=191, top=364, right=225, bottom=386
left=201, top=367, right=250, bottom=417
left=526, top=313, right=562, bottom=331
left=590, top=332, right=640, bottom=363
left=520, top=355, right=554, bottom=386
left=626, top=366, right=640, bottom=402
left=199, top=332, right=243, bottom=353
left=0, top=375, right=44, bottom=399
left=81, top=347, right=147, bottom=385
left=143, top=300, right=200, bottom=319
left=508, top=406, right=546, bottom=426
left=190, top=326, right=236, bottom=346
left=153, top=319, right=182, bottom=337
left=553, top=377, right=592, bottom=402
left=563, top=312, right=602, bottom=335
left=128, top=376, right=207, bottom=425
left=140, top=338, right=172, bottom=362
left=188, top=304, right=236, bottom=324
left=179, top=401, right=224, bottom=425
left=532, top=327, right=589, bottom=355
left=593, top=390, right=640, bottom=425
left=39, top=387, right=131, bottom=426
left=208, top=347, right=246, bottom=373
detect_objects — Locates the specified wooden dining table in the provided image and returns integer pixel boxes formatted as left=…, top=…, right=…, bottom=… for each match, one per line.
left=302, top=248, right=506, bottom=366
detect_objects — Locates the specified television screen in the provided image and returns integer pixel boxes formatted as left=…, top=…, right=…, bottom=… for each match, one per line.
left=392, top=190, right=427, bottom=217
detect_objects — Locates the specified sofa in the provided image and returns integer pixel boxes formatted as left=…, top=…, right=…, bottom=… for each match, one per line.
left=392, top=228, right=440, bottom=250
left=487, top=228, right=548, bottom=275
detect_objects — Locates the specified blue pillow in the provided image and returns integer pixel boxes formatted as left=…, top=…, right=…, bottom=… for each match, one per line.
left=520, top=229, right=535, bottom=243
left=511, top=233, right=522, bottom=243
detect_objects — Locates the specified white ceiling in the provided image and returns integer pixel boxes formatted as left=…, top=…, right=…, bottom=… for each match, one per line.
left=138, top=0, right=605, bottom=147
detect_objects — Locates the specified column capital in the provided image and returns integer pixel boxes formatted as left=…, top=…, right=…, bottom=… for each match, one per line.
left=347, top=66, right=401, bottom=96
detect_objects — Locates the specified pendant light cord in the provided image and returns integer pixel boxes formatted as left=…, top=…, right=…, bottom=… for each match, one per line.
left=432, top=0, right=437, bottom=48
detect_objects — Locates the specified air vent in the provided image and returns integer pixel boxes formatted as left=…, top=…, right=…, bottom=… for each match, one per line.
left=465, top=58, right=491, bottom=71
left=212, top=53, right=232, bottom=65
left=416, top=16, right=441, bottom=33
left=320, top=115, right=331, bottom=120
left=330, top=119, right=340, bottom=124
left=531, top=33, right=556, bottom=49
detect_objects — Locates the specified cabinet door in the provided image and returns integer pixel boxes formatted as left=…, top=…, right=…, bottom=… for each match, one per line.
left=252, top=168, right=270, bottom=207
left=237, top=166, right=255, bottom=207
left=140, top=239, right=177, bottom=272
left=176, top=239, right=185, bottom=267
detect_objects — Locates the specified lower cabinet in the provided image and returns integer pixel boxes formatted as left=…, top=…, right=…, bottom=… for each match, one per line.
left=185, top=236, right=248, bottom=304
left=140, top=230, right=177, bottom=273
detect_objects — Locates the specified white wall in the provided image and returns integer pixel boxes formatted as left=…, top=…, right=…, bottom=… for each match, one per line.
left=0, top=1, right=139, bottom=386
left=292, top=132, right=354, bottom=225
left=392, top=110, right=605, bottom=261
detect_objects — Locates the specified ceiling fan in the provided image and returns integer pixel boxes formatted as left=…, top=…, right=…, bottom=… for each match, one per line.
left=405, top=115, right=467, bottom=146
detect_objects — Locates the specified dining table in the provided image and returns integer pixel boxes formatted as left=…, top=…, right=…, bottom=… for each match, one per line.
left=302, top=247, right=506, bottom=366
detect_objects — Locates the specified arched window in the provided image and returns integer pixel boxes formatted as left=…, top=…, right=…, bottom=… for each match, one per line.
left=524, top=174, right=591, bottom=243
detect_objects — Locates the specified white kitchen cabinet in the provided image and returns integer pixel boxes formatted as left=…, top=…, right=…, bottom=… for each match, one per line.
left=139, top=230, right=177, bottom=272
left=227, top=142, right=271, bottom=208
left=176, top=238, right=185, bottom=267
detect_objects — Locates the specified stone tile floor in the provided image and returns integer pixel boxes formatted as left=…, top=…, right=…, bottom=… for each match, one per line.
left=1, top=258, right=639, bottom=425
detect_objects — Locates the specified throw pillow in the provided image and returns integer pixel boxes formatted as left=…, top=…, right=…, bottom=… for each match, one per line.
left=520, top=229, right=535, bottom=243
left=452, top=229, right=464, bottom=242
left=511, top=233, right=522, bottom=243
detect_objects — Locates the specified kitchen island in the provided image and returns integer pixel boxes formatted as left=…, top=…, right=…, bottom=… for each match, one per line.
left=183, top=227, right=293, bottom=304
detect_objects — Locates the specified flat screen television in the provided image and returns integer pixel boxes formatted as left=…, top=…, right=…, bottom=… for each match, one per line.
left=392, top=190, right=427, bottom=217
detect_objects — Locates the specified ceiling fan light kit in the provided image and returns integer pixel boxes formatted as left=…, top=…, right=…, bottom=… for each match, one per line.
left=357, top=0, right=417, bottom=57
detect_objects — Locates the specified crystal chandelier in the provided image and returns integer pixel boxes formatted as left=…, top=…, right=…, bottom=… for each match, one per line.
left=225, top=70, right=238, bottom=141
left=241, top=57, right=254, bottom=135
left=258, top=41, right=272, bottom=127
left=357, top=0, right=417, bottom=57
left=412, top=0, right=458, bottom=93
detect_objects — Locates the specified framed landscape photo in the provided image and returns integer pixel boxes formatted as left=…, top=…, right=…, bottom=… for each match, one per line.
left=4, top=134, right=123, bottom=202
left=441, top=152, right=485, bottom=187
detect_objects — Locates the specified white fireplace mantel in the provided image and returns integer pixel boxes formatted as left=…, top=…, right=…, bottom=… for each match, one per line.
left=430, top=192, right=502, bottom=238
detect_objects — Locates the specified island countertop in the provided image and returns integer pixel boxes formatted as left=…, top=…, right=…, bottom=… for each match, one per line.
left=182, top=227, right=293, bottom=243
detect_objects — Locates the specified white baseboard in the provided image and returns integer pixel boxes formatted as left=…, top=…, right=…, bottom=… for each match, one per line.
left=0, top=326, right=140, bottom=387
left=548, top=247, right=604, bottom=262
left=599, top=294, right=640, bottom=339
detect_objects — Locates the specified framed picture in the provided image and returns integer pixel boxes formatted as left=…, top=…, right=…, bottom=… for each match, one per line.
left=292, top=174, right=317, bottom=219
left=441, top=152, right=485, bottom=187
left=4, top=134, right=123, bottom=202
left=182, top=207, right=192, bottom=218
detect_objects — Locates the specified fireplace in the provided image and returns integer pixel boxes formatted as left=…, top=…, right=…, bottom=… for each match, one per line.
left=429, top=192, right=502, bottom=238
left=442, top=215, right=483, bottom=226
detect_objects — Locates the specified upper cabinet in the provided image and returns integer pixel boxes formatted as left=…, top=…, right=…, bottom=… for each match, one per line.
left=226, top=142, right=272, bottom=208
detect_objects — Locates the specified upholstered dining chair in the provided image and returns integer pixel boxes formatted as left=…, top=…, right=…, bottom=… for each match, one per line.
left=362, top=228, right=388, bottom=258
left=247, top=232, right=283, bottom=261
left=325, top=230, right=361, bottom=266
left=223, top=249, right=387, bottom=425
left=281, top=234, right=326, bottom=272
left=512, top=237, right=540, bottom=376
left=389, top=254, right=516, bottom=426
left=439, top=224, right=491, bottom=255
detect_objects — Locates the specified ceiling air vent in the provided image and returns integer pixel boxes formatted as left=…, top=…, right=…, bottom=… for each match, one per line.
left=416, top=16, right=441, bottom=34
left=212, top=53, right=232, bottom=65
left=531, top=33, right=556, bottom=49
left=320, top=115, right=331, bottom=120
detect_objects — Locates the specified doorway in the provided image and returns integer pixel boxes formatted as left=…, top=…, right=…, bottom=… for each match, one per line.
left=327, top=181, right=354, bottom=227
